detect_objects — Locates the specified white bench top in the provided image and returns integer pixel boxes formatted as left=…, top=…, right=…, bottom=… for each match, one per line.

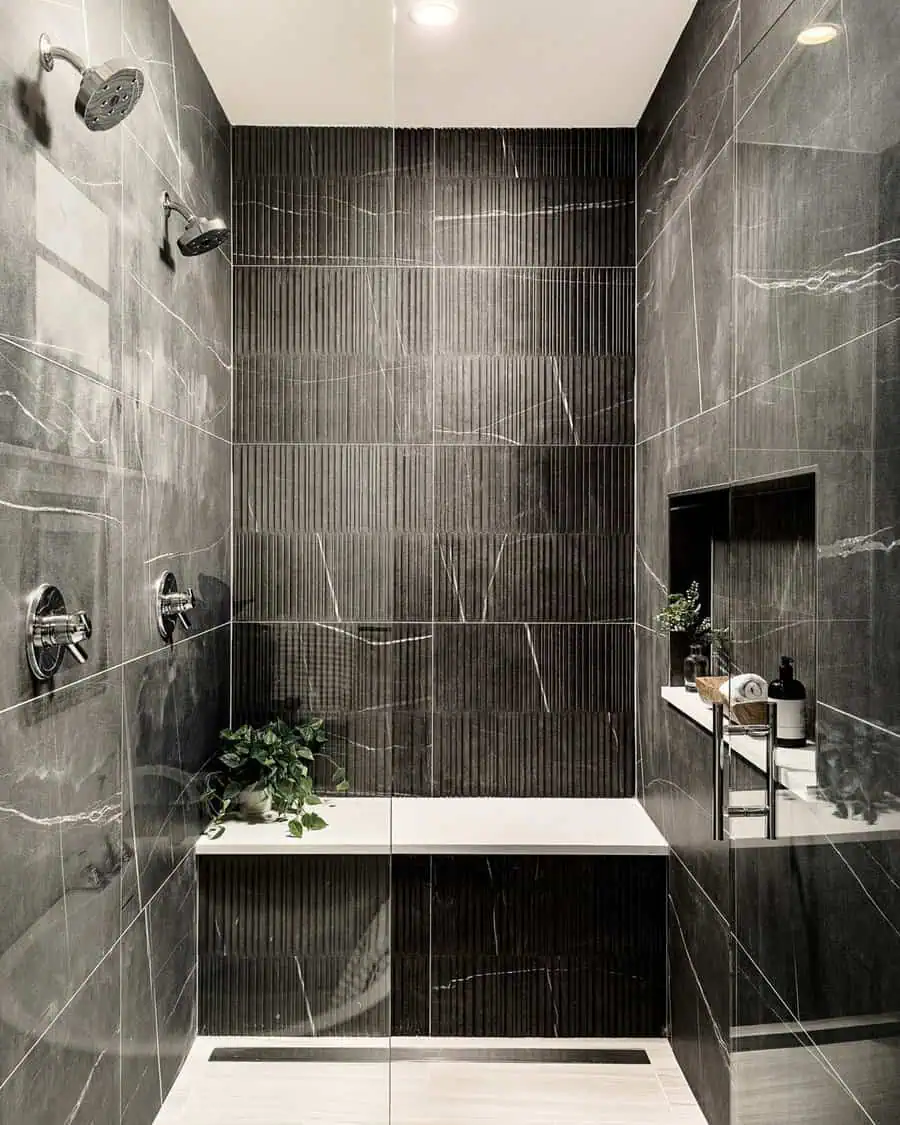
left=195, top=797, right=668, bottom=857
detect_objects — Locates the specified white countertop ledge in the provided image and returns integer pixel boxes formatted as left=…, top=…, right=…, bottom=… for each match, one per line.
left=660, top=684, right=817, bottom=798
left=194, top=797, right=669, bottom=857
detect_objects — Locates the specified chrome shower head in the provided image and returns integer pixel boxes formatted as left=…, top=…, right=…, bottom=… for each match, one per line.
left=39, top=33, right=144, bottom=131
left=163, top=193, right=231, bottom=257
left=177, top=214, right=231, bottom=257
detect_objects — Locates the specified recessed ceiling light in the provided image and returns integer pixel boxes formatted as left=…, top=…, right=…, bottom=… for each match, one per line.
left=796, top=23, right=840, bottom=46
left=409, top=1, right=459, bottom=28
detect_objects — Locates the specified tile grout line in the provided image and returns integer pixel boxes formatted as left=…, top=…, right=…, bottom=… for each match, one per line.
left=0, top=622, right=231, bottom=720
left=0, top=848, right=195, bottom=1097
left=428, top=125, right=437, bottom=1036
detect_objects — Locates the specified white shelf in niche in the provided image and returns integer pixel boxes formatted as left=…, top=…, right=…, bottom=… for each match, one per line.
left=195, top=797, right=669, bottom=857
left=660, top=687, right=900, bottom=843
left=660, top=685, right=817, bottom=798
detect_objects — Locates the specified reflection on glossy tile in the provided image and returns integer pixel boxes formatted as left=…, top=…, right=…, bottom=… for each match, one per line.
left=0, top=942, right=120, bottom=1125
left=122, top=402, right=231, bottom=659
left=35, top=151, right=111, bottom=290
left=121, top=911, right=163, bottom=1125
left=0, top=2, right=231, bottom=1121
left=0, top=438, right=123, bottom=708
left=0, top=672, right=123, bottom=1082
left=35, top=256, right=112, bottom=381
left=638, top=0, right=900, bottom=1121
left=123, top=628, right=229, bottom=917
left=122, top=132, right=232, bottom=438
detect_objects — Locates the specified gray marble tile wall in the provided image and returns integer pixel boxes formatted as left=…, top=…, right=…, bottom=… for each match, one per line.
left=0, top=2, right=231, bottom=1123
left=232, top=127, right=636, bottom=798
left=637, top=1, right=900, bottom=1123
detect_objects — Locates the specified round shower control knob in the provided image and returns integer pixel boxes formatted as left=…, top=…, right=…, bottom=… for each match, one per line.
left=155, top=571, right=196, bottom=641
left=25, top=584, right=93, bottom=681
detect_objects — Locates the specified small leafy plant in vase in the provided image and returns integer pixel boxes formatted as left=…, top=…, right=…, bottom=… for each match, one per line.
left=203, top=718, right=349, bottom=838
left=656, top=581, right=731, bottom=690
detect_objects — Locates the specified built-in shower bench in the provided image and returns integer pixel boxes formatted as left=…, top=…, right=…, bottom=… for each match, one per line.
left=195, top=797, right=668, bottom=856
left=196, top=798, right=668, bottom=1039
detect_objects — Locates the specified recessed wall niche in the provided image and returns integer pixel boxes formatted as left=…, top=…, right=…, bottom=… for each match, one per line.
left=667, top=474, right=816, bottom=733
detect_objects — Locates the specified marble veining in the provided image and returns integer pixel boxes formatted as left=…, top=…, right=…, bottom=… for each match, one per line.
left=0, top=0, right=231, bottom=1121
left=233, top=126, right=635, bottom=800
left=638, top=0, right=900, bottom=1122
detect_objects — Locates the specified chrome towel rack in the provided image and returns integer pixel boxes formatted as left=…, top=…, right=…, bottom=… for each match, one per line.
left=712, top=701, right=778, bottom=842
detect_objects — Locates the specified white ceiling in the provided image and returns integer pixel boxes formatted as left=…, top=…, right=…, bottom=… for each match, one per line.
left=169, top=0, right=698, bottom=128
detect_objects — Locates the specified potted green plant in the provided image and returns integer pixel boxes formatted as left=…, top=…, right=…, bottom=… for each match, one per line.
left=656, top=581, right=731, bottom=689
left=203, top=717, right=349, bottom=838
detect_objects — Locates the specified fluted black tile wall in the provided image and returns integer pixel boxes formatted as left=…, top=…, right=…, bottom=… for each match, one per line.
left=0, top=2, right=231, bottom=1122
left=637, top=2, right=900, bottom=1123
left=199, top=856, right=392, bottom=1037
left=199, top=854, right=665, bottom=1039
left=396, top=855, right=665, bottom=1038
left=232, top=127, right=636, bottom=797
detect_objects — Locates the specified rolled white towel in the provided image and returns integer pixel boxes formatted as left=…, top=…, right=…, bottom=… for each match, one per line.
left=718, top=673, right=768, bottom=705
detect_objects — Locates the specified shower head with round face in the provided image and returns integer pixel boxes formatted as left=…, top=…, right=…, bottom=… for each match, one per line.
left=164, top=194, right=231, bottom=257
left=177, top=215, right=231, bottom=256
left=39, top=34, right=144, bottom=131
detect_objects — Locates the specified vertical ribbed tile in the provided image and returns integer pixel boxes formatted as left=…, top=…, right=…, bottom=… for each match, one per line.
left=232, top=623, right=431, bottom=795
left=435, top=177, right=634, bottom=267
left=434, top=356, right=634, bottom=446
left=435, top=447, right=633, bottom=534
left=235, top=445, right=432, bottom=533
left=431, top=713, right=633, bottom=798
left=434, top=128, right=635, bottom=180
left=199, top=855, right=391, bottom=1035
left=230, top=125, right=643, bottom=1040
left=425, top=856, right=665, bottom=1037
left=431, top=625, right=634, bottom=796
left=234, top=125, right=637, bottom=809
left=434, top=624, right=632, bottom=714
left=233, top=127, right=395, bottom=180
left=236, top=532, right=432, bottom=623
left=235, top=355, right=433, bottom=444
left=235, top=266, right=432, bottom=358
left=390, top=856, right=431, bottom=1035
left=199, top=853, right=664, bottom=1038
left=233, top=623, right=431, bottom=716
left=434, top=533, right=632, bottom=622
left=234, top=175, right=395, bottom=266
left=436, top=268, right=635, bottom=357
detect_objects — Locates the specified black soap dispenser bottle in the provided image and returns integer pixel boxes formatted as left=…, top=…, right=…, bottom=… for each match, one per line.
left=768, top=656, right=807, bottom=747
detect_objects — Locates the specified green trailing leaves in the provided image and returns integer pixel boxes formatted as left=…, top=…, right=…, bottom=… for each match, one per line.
left=655, top=579, right=730, bottom=653
left=202, top=716, right=352, bottom=839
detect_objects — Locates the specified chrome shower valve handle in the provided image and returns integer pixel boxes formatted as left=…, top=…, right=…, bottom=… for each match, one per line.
left=164, top=590, right=195, bottom=632
left=26, top=585, right=93, bottom=680
left=155, top=571, right=195, bottom=640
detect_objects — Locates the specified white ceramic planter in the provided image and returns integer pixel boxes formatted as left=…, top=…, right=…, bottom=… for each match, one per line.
left=238, top=787, right=273, bottom=820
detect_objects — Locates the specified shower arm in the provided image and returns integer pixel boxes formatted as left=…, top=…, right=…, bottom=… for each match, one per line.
left=39, top=35, right=87, bottom=76
left=163, top=193, right=196, bottom=225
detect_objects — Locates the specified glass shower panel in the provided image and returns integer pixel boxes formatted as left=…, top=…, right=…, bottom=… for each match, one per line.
left=730, top=2, right=900, bottom=1123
